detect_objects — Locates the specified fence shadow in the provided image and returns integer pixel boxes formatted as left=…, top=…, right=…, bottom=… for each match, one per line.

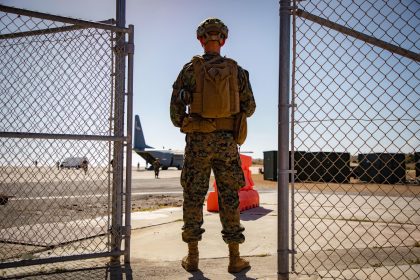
left=0, top=262, right=132, bottom=280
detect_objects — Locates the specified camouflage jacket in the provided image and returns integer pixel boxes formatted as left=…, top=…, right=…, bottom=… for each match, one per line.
left=170, top=52, right=256, bottom=128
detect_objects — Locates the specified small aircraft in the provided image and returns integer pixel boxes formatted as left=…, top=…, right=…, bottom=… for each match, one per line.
left=133, top=115, right=184, bottom=170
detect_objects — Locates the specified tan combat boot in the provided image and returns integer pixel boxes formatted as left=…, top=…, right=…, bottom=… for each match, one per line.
left=228, top=243, right=251, bottom=273
left=181, top=241, right=199, bottom=272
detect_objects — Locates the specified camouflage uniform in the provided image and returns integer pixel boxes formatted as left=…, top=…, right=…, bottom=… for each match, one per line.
left=170, top=52, right=256, bottom=244
left=152, top=159, right=161, bottom=178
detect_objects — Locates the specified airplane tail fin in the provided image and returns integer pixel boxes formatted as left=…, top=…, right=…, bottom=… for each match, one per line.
left=133, top=115, right=154, bottom=150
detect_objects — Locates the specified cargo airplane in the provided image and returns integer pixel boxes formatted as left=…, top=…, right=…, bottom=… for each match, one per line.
left=133, top=115, right=184, bottom=170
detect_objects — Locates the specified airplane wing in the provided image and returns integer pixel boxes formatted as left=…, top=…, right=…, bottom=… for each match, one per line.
left=134, top=150, right=156, bottom=165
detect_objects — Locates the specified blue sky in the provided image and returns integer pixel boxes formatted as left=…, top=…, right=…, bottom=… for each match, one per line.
left=1, top=0, right=418, bottom=166
left=0, top=0, right=280, bottom=164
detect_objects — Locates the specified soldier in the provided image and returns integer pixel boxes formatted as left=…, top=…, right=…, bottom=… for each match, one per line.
left=81, top=159, right=88, bottom=174
left=152, top=158, right=161, bottom=179
left=170, top=18, right=256, bottom=273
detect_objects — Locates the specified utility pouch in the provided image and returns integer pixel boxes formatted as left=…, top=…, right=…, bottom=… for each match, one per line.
left=233, top=112, right=247, bottom=145
left=181, top=117, right=217, bottom=133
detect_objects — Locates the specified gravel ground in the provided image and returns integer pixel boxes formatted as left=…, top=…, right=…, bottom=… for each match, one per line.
left=131, top=194, right=183, bottom=212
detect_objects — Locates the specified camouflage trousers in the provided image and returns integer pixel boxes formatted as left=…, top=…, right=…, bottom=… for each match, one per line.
left=181, top=131, right=245, bottom=244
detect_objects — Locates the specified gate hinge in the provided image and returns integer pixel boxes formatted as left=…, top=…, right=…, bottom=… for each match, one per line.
left=113, top=43, right=135, bottom=55
left=280, top=5, right=298, bottom=14
left=279, top=103, right=297, bottom=108
left=122, top=225, right=131, bottom=236
left=122, top=43, right=134, bottom=55
left=278, top=249, right=297, bottom=254
left=110, top=225, right=131, bottom=236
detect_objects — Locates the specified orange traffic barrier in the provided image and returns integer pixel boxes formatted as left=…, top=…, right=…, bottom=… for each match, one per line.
left=239, top=189, right=259, bottom=211
left=206, top=191, right=219, bottom=212
left=207, top=154, right=260, bottom=212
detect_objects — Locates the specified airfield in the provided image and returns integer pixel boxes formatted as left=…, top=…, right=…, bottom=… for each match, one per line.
left=0, top=166, right=419, bottom=279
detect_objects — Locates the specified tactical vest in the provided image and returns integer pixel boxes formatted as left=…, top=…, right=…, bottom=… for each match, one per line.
left=190, top=55, right=240, bottom=118
left=181, top=55, right=240, bottom=134
left=181, top=56, right=247, bottom=145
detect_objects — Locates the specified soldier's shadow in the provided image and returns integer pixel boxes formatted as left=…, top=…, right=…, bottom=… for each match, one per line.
left=187, top=266, right=256, bottom=280
left=240, top=207, right=273, bottom=221
left=188, top=269, right=210, bottom=280
left=232, top=266, right=256, bottom=279
left=234, top=268, right=257, bottom=280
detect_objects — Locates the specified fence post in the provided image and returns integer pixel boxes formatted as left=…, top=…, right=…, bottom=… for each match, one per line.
left=278, top=0, right=291, bottom=279
left=110, top=0, right=126, bottom=265
left=124, top=24, right=134, bottom=264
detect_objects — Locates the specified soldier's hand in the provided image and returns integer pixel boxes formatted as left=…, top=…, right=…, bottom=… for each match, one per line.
left=179, top=89, right=192, bottom=105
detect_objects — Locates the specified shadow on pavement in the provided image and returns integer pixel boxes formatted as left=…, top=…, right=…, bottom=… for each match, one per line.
left=187, top=269, right=211, bottom=280
left=186, top=267, right=257, bottom=280
left=232, top=266, right=257, bottom=280
left=0, top=263, right=132, bottom=280
left=240, top=207, right=274, bottom=221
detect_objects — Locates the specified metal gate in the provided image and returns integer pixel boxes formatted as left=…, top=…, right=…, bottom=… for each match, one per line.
left=0, top=5, right=133, bottom=271
left=291, top=0, right=419, bottom=279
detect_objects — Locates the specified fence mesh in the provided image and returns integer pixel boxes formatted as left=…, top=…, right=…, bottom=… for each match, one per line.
left=0, top=7, right=122, bottom=269
left=292, top=0, right=419, bottom=279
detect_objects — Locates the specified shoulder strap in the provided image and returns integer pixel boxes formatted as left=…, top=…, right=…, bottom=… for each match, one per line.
left=223, top=57, right=238, bottom=68
left=191, top=56, right=204, bottom=92
left=191, top=55, right=204, bottom=65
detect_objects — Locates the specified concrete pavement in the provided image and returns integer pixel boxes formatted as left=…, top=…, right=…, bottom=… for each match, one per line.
left=129, top=192, right=282, bottom=279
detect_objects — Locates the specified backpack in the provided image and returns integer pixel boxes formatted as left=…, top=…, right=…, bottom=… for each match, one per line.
left=189, top=55, right=240, bottom=118
left=181, top=55, right=247, bottom=144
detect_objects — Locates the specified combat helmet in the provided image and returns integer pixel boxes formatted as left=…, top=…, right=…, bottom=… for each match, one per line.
left=196, top=18, right=228, bottom=44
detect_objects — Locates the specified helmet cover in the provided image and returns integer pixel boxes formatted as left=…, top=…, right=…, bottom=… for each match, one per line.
left=196, top=18, right=228, bottom=43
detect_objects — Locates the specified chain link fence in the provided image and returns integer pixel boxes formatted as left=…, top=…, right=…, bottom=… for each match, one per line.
left=291, top=0, right=419, bottom=279
left=0, top=5, right=132, bottom=272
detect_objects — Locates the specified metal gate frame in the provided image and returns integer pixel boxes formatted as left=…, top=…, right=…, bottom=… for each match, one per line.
left=0, top=4, right=133, bottom=269
left=278, top=0, right=419, bottom=279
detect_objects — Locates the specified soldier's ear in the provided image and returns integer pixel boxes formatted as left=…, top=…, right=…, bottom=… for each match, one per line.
left=219, top=39, right=226, bottom=47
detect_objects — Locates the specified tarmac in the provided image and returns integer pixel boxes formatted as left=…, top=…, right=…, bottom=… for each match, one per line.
left=1, top=167, right=419, bottom=279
